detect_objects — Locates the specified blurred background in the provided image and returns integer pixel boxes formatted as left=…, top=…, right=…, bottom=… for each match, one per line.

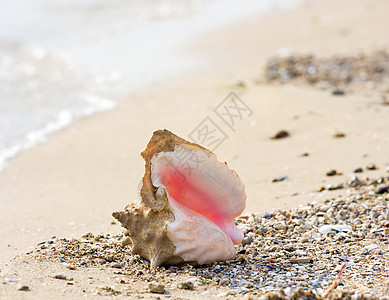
left=0, top=0, right=297, bottom=172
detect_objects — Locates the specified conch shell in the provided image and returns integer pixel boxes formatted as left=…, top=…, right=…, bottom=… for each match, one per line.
left=113, top=129, right=246, bottom=267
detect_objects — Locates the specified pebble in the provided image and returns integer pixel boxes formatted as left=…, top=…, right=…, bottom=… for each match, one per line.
left=148, top=281, right=165, bottom=294
left=111, top=262, right=122, bottom=269
left=348, top=175, right=363, bottom=187
left=242, top=236, right=252, bottom=245
left=318, top=224, right=352, bottom=234
left=375, top=186, right=388, bottom=194
left=326, top=169, right=342, bottom=176
left=4, top=278, right=17, bottom=284
left=17, top=285, right=29, bottom=291
left=354, top=167, right=363, bottom=173
left=270, top=130, right=289, bottom=139
left=332, top=88, right=345, bottom=95
left=82, top=232, right=94, bottom=239
left=311, top=279, right=321, bottom=288
left=326, top=183, right=344, bottom=190
left=178, top=279, right=195, bottom=290
left=333, top=132, right=346, bottom=138
left=273, top=222, right=287, bottom=231
left=289, top=258, right=313, bottom=264
left=272, top=176, right=288, bottom=182
left=121, top=236, right=131, bottom=247
left=334, top=132, right=346, bottom=138
left=58, top=257, right=67, bottom=264
left=54, top=274, right=67, bottom=280
left=366, top=163, right=377, bottom=170
left=217, top=292, right=228, bottom=297
left=95, top=258, right=106, bottom=265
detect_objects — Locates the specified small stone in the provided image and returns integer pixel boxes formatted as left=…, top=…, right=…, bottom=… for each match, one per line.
left=105, top=255, right=114, bottom=262
left=348, top=175, right=363, bottom=187
left=333, top=132, right=346, bottom=138
left=327, top=183, right=344, bottom=190
left=242, top=236, right=252, bottom=245
left=273, top=222, right=287, bottom=231
left=95, top=258, right=106, bottom=265
left=289, top=257, right=313, bottom=264
left=178, top=280, right=195, bottom=290
left=4, top=278, right=17, bottom=284
left=366, top=163, right=377, bottom=170
left=318, top=224, right=352, bottom=234
left=332, top=88, right=345, bottom=95
left=375, top=186, right=388, bottom=194
left=311, top=279, right=321, bottom=287
left=17, top=285, right=29, bottom=291
left=326, top=169, right=337, bottom=176
left=272, top=176, right=288, bottom=182
left=94, top=236, right=100, bottom=242
left=82, top=232, right=94, bottom=239
left=54, top=274, right=67, bottom=280
left=58, top=257, right=67, bottom=264
left=220, top=278, right=230, bottom=285
left=121, top=236, right=131, bottom=247
left=354, top=167, right=363, bottom=173
left=271, top=130, right=289, bottom=139
left=111, top=263, right=122, bottom=269
left=148, top=281, right=165, bottom=294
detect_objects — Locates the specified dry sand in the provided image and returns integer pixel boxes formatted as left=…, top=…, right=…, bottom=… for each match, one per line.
left=1, top=0, right=389, bottom=298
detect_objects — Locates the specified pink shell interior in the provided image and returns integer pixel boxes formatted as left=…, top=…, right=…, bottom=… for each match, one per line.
left=151, top=145, right=245, bottom=244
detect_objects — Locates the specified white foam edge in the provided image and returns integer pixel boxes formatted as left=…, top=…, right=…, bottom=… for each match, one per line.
left=0, top=95, right=115, bottom=172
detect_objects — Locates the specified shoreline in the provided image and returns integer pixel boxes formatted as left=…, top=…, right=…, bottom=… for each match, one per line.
left=0, top=0, right=302, bottom=174
left=1, top=0, right=389, bottom=298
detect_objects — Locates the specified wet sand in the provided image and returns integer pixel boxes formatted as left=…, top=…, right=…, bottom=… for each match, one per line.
left=1, top=0, right=389, bottom=298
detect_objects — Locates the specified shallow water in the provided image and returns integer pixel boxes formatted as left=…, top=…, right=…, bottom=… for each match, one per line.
left=0, top=0, right=298, bottom=171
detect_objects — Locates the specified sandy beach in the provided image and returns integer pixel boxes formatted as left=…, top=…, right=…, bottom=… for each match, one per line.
left=1, top=0, right=389, bottom=298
